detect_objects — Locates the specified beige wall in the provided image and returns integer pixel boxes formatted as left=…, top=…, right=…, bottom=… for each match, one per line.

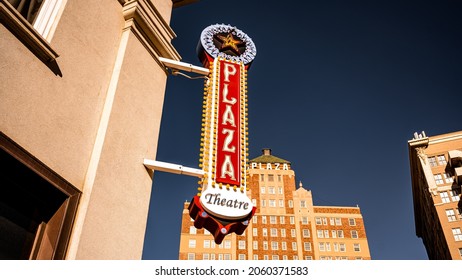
left=1, top=0, right=179, bottom=259
left=0, top=0, right=123, bottom=188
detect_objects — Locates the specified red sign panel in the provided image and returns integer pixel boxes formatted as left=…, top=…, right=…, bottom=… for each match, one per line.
left=215, top=60, right=241, bottom=186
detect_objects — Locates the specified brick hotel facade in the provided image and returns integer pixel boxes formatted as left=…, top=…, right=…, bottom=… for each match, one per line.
left=408, top=131, right=462, bottom=259
left=179, top=149, right=371, bottom=260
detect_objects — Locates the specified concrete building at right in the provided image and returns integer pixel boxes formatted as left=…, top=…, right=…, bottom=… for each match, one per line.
left=408, top=130, right=462, bottom=259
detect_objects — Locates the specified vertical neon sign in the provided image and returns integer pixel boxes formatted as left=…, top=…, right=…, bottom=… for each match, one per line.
left=189, top=24, right=257, bottom=243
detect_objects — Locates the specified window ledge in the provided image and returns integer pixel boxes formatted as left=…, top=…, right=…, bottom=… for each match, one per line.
left=0, top=0, right=61, bottom=76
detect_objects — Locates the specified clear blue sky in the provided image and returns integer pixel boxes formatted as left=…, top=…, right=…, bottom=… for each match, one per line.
left=142, top=0, right=462, bottom=260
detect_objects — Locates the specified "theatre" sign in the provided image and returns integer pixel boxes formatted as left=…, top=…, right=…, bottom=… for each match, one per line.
left=189, top=24, right=257, bottom=244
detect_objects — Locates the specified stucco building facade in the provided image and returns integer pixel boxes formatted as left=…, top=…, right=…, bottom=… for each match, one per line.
left=0, top=0, right=191, bottom=259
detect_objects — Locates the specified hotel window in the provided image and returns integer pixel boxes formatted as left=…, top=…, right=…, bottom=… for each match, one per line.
left=335, top=217, right=342, bottom=225
left=271, top=228, right=278, bottom=237
left=322, top=217, right=328, bottom=225
left=434, top=174, right=444, bottom=185
left=301, top=217, right=308, bottom=224
left=428, top=156, right=437, bottom=167
left=290, top=216, right=295, bottom=224
left=319, top=242, right=325, bottom=251
left=269, top=199, right=276, bottom=207
left=291, top=229, right=296, bottom=237
left=351, top=230, right=358, bottom=238
left=305, top=256, right=312, bottom=260
left=260, top=186, right=265, bottom=193
left=280, top=216, right=285, bottom=224
left=333, top=243, right=339, bottom=252
left=252, top=199, right=257, bottom=207
left=304, top=242, right=311, bottom=251
left=330, top=218, right=335, bottom=225
left=324, top=230, right=329, bottom=238
left=224, top=240, right=231, bottom=249
left=281, top=229, right=286, bottom=237
left=317, top=230, right=324, bottom=238
left=288, top=200, right=293, bottom=208
left=188, top=239, right=196, bottom=248
left=253, top=228, right=258, bottom=236
left=300, top=200, right=306, bottom=208
left=282, top=242, right=287, bottom=250
left=278, top=175, right=282, bottom=182
left=283, top=255, right=288, bottom=260
left=326, top=243, right=331, bottom=251
left=263, top=255, right=269, bottom=260
left=293, top=256, right=299, bottom=260
left=263, top=228, right=268, bottom=237
left=353, top=244, right=361, bottom=252
left=268, top=174, right=274, bottom=181
left=238, top=240, right=246, bottom=249
left=210, top=254, right=215, bottom=260
left=253, top=215, right=257, bottom=224
left=337, top=230, right=344, bottom=238
left=260, top=174, right=264, bottom=181
left=450, top=189, right=460, bottom=202
left=189, top=226, right=197, bottom=234
left=253, top=255, right=258, bottom=260
left=292, top=242, right=297, bottom=251
left=315, top=217, right=322, bottom=225
left=202, top=253, right=209, bottom=260
left=437, top=155, right=447, bottom=165
left=302, top=229, right=310, bottom=238
left=279, top=199, right=284, bottom=207
left=268, top=187, right=275, bottom=194
left=262, top=216, right=267, bottom=224
left=271, top=241, right=278, bottom=250
left=440, top=192, right=450, bottom=203
left=261, top=200, right=266, bottom=207
left=446, top=209, right=457, bottom=222
left=452, top=228, right=462, bottom=241
left=339, top=243, right=346, bottom=252
left=444, top=173, right=454, bottom=184
left=270, top=215, right=277, bottom=224
left=253, top=241, right=258, bottom=250
left=349, top=218, right=356, bottom=226
left=204, top=240, right=210, bottom=248
left=278, top=186, right=283, bottom=194
left=272, top=255, right=279, bottom=260
left=187, top=253, right=195, bottom=260
left=331, top=230, right=337, bottom=238
left=211, top=242, right=216, bottom=249
left=224, top=254, right=231, bottom=260
left=238, top=254, right=246, bottom=260
left=263, top=241, right=268, bottom=250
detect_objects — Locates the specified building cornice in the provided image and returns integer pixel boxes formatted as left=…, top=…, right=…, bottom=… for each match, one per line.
left=121, top=0, right=181, bottom=62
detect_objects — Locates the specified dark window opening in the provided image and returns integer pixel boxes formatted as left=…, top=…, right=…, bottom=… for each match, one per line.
left=0, top=132, right=80, bottom=259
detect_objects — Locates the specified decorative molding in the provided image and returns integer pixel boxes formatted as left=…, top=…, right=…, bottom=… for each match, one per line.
left=122, top=0, right=181, bottom=63
left=416, top=147, right=427, bottom=164
left=0, top=0, right=61, bottom=76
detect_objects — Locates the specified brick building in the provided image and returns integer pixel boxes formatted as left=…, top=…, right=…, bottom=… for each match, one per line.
left=178, top=149, right=371, bottom=260
left=408, top=130, right=462, bottom=259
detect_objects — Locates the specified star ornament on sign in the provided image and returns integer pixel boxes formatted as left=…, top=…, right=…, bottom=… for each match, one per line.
left=215, top=32, right=245, bottom=56
left=197, top=24, right=257, bottom=68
